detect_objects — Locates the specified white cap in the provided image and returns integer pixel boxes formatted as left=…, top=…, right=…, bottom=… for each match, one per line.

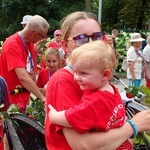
left=21, top=15, right=33, bottom=25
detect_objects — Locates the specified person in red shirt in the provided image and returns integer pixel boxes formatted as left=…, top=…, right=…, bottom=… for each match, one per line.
left=44, top=11, right=150, bottom=150
left=39, top=29, right=66, bottom=69
left=0, top=76, right=11, bottom=150
left=48, top=41, right=132, bottom=149
left=0, top=15, right=50, bottom=111
left=47, top=29, right=62, bottom=49
left=47, top=29, right=66, bottom=59
left=37, top=48, right=61, bottom=95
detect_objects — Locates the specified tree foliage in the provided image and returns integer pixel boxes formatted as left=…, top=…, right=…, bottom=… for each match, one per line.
left=92, top=0, right=150, bottom=32
left=0, top=0, right=149, bottom=40
left=118, top=0, right=150, bottom=30
left=0, top=0, right=85, bottom=40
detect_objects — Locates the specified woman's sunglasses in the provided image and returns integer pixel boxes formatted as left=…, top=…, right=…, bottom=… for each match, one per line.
left=67, top=32, right=105, bottom=46
left=56, top=34, right=61, bottom=37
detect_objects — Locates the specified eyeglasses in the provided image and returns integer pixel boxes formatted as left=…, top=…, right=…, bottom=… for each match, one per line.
left=67, top=32, right=105, bottom=46
left=56, top=34, right=61, bottom=37
left=33, top=31, right=46, bottom=39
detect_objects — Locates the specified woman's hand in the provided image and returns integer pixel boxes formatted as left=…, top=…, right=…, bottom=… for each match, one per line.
left=131, top=110, right=150, bottom=132
left=39, top=88, right=46, bottom=96
left=131, top=75, right=135, bottom=84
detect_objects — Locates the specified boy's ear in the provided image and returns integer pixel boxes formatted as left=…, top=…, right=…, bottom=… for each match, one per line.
left=103, top=69, right=112, bottom=79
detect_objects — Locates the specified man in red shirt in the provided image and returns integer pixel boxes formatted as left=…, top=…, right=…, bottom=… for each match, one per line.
left=0, top=15, right=50, bottom=111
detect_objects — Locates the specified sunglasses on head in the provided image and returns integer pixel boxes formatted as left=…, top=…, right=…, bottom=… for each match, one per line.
left=67, top=32, right=105, bottom=46
left=56, top=34, right=61, bottom=37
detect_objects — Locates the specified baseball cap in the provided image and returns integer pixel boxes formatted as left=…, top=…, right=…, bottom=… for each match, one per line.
left=21, top=15, right=33, bottom=25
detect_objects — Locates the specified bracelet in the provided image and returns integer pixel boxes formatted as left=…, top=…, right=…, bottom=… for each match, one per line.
left=127, top=120, right=138, bottom=139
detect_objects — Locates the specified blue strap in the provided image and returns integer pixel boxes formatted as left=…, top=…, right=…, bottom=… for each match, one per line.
left=67, top=64, right=73, bottom=70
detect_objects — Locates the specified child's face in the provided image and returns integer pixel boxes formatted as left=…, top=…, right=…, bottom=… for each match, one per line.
left=73, top=61, right=103, bottom=91
left=106, top=37, right=113, bottom=45
left=45, top=54, right=59, bottom=72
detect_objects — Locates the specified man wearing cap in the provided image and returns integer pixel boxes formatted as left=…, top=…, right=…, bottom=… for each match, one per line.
left=21, top=15, right=33, bottom=28
left=127, top=33, right=146, bottom=87
left=0, top=15, right=50, bottom=111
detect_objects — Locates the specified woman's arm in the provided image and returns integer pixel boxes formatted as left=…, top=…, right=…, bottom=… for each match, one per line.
left=63, top=110, right=150, bottom=150
left=128, top=61, right=135, bottom=82
left=145, top=61, right=150, bottom=79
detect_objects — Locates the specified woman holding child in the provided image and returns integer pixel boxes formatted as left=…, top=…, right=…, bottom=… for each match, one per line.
left=45, top=11, right=150, bottom=150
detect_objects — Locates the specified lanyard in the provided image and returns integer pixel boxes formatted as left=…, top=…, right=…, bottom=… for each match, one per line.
left=48, top=69, right=50, bottom=80
left=20, top=32, right=34, bottom=70
left=67, top=64, right=73, bottom=70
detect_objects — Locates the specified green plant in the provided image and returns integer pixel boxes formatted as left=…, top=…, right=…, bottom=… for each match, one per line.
left=125, top=85, right=150, bottom=104
left=26, top=97, right=45, bottom=126
left=0, top=97, right=45, bottom=126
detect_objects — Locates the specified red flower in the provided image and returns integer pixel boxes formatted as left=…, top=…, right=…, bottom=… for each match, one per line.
left=126, top=93, right=134, bottom=98
left=28, top=115, right=34, bottom=119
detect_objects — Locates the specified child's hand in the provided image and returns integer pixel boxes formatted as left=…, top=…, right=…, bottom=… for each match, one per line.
left=48, top=104, right=57, bottom=123
left=48, top=105, right=70, bottom=127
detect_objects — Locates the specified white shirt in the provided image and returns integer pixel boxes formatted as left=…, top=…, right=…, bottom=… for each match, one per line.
left=143, top=44, right=150, bottom=73
left=127, top=46, right=143, bottom=79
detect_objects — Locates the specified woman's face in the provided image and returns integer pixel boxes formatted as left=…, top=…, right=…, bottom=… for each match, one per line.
left=133, top=41, right=142, bottom=49
left=65, top=19, right=101, bottom=52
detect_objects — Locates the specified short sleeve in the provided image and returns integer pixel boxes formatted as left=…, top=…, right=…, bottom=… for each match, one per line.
left=127, top=47, right=137, bottom=62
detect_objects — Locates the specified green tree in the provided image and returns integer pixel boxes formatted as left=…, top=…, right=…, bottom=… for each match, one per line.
left=118, top=0, right=150, bottom=30
left=0, top=0, right=85, bottom=40
left=92, top=0, right=127, bottom=32
left=0, top=0, right=149, bottom=41
left=0, top=0, right=50, bottom=33
left=92, top=0, right=150, bottom=32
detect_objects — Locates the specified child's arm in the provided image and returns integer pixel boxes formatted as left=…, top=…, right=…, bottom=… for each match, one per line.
left=48, top=104, right=71, bottom=127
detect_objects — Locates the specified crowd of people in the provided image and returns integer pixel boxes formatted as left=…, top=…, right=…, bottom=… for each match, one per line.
left=0, top=11, right=150, bottom=150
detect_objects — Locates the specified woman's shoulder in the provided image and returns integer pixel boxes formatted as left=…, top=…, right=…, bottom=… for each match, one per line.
left=127, top=46, right=135, bottom=54
left=143, top=44, right=150, bottom=52
left=128, top=46, right=134, bottom=51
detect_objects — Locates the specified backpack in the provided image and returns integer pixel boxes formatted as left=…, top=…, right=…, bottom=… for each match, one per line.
left=121, top=57, right=128, bottom=72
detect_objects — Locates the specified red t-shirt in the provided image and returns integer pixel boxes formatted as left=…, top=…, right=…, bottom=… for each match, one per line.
left=65, top=84, right=132, bottom=149
left=45, top=68, right=83, bottom=150
left=39, top=58, right=46, bottom=70
left=37, top=68, right=54, bottom=88
left=0, top=126, right=4, bottom=150
left=0, top=32, right=37, bottom=110
left=47, top=41, right=61, bottom=49
left=65, top=85, right=126, bottom=133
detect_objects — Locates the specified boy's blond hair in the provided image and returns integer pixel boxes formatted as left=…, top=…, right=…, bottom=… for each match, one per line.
left=70, top=41, right=117, bottom=72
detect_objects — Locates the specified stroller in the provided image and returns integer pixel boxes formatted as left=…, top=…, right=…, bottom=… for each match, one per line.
left=114, top=75, right=150, bottom=150
left=0, top=76, right=46, bottom=150
left=3, top=112, right=46, bottom=150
